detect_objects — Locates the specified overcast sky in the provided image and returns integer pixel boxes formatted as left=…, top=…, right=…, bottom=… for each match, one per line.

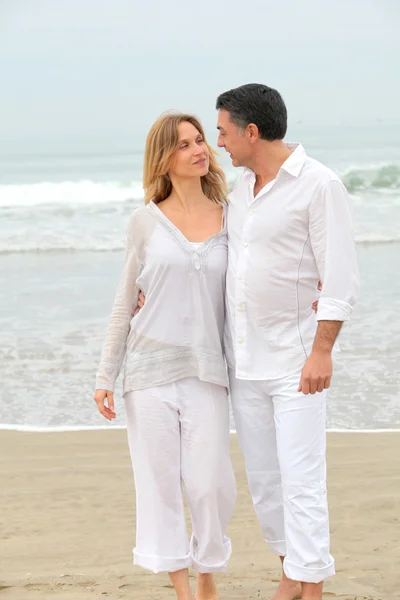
left=1, top=0, right=399, bottom=147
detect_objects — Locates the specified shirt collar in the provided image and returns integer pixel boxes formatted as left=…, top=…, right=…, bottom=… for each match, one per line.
left=280, top=143, right=306, bottom=177
left=243, top=142, right=306, bottom=182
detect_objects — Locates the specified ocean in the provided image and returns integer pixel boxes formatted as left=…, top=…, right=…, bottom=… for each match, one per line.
left=1, top=124, right=399, bottom=431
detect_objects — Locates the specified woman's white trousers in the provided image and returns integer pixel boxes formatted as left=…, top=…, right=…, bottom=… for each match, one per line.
left=124, top=377, right=237, bottom=574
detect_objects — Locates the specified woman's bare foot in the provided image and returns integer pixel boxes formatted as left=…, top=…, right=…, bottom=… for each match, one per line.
left=169, top=568, right=195, bottom=600
left=196, top=573, right=218, bottom=600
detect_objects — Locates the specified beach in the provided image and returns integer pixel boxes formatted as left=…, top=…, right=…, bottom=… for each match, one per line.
left=1, top=430, right=399, bottom=600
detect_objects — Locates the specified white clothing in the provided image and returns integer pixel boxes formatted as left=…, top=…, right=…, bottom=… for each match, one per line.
left=96, top=201, right=228, bottom=394
left=229, top=369, right=335, bottom=583
left=124, top=377, right=236, bottom=574
left=225, top=143, right=360, bottom=379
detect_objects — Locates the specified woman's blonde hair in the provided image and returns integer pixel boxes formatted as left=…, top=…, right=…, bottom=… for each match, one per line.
left=143, top=112, right=227, bottom=205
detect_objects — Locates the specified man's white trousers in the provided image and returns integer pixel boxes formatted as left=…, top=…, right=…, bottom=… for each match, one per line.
left=229, top=369, right=335, bottom=584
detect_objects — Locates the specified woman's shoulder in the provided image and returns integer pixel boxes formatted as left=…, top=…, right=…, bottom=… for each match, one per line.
left=127, top=204, right=156, bottom=226
left=126, top=204, right=157, bottom=243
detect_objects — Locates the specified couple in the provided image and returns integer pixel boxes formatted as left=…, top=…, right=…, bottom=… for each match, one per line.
left=94, top=83, right=359, bottom=600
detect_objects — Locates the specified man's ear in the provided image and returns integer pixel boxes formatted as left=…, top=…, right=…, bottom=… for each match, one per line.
left=247, top=123, right=259, bottom=142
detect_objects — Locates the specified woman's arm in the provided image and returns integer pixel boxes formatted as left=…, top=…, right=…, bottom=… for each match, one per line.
left=95, top=213, right=141, bottom=393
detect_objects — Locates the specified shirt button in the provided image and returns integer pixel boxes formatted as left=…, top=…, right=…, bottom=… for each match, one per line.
left=248, top=209, right=254, bottom=215
left=242, top=242, right=248, bottom=248
left=237, top=304, right=244, bottom=312
left=237, top=275, right=242, bottom=281
left=237, top=338, right=244, bottom=344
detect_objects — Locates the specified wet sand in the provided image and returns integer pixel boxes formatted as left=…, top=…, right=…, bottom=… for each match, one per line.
left=1, top=430, right=399, bottom=599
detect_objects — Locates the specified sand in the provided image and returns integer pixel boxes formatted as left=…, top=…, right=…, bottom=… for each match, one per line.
left=0, top=430, right=399, bottom=600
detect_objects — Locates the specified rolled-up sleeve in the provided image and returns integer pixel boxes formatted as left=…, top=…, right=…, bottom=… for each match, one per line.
left=309, top=179, right=360, bottom=322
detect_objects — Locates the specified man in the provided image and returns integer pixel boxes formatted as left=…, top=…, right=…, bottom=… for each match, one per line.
left=216, top=84, right=359, bottom=600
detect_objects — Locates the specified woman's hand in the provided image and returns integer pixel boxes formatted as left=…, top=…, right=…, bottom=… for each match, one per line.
left=312, top=280, right=323, bottom=313
left=93, top=389, right=116, bottom=421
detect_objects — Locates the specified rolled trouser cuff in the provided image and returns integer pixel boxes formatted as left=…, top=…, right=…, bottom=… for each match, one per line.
left=283, top=557, right=335, bottom=583
left=133, top=548, right=192, bottom=574
left=191, top=535, right=232, bottom=573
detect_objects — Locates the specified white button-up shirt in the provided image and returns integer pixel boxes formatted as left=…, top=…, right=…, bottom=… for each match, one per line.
left=225, top=143, right=360, bottom=380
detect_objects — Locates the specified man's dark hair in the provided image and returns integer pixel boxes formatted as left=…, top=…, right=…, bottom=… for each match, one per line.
left=216, top=83, right=287, bottom=141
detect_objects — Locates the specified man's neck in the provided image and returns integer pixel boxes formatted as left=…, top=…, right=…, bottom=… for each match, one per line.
left=249, top=140, right=294, bottom=193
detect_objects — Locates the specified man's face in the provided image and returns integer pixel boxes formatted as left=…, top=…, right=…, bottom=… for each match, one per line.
left=217, top=109, right=251, bottom=167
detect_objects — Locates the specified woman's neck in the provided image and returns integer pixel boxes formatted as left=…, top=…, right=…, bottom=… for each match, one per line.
left=167, top=176, right=207, bottom=211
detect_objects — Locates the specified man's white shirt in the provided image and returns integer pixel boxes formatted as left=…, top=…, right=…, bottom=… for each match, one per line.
left=225, top=143, right=360, bottom=380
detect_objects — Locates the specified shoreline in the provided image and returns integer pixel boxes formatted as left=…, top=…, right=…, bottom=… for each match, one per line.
left=2, top=423, right=400, bottom=433
left=1, top=429, right=399, bottom=599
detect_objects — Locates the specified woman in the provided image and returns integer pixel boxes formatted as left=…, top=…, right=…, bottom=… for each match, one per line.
left=94, top=112, right=236, bottom=600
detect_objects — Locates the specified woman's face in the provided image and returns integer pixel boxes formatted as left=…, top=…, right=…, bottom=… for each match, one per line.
left=169, top=121, right=209, bottom=179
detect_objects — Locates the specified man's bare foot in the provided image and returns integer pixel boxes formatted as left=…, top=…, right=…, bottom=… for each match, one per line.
left=196, top=573, right=218, bottom=600
left=270, top=577, right=302, bottom=600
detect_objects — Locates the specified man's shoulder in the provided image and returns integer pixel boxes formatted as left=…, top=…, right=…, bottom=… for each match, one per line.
left=302, top=155, right=342, bottom=186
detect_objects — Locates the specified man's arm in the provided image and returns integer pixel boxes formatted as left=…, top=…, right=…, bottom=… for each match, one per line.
left=299, top=179, right=360, bottom=395
left=313, top=320, right=342, bottom=353
left=298, top=320, right=342, bottom=394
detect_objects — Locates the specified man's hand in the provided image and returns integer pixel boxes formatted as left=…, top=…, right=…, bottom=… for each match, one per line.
left=93, top=389, right=116, bottom=420
left=298, top=350, right=332, bottom=395
left=298, top=318, right=341, bottom=395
